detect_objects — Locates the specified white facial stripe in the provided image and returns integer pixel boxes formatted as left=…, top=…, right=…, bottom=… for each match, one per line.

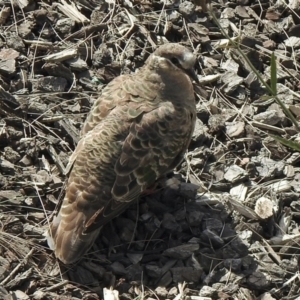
left=153, top=54, right=167, bottom=62
left=153, top=53, right=195, bottom=69
left=180, top=52, right=195, bottom=69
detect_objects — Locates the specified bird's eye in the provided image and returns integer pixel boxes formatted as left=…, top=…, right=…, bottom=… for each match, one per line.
left=171, top=57, right=180, bottom=65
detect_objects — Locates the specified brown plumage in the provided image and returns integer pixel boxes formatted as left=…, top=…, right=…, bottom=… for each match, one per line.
left=46, top=43, right=198, bottom=264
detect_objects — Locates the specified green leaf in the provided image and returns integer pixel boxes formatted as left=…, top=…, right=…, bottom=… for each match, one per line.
left=270, top=53, right=277, bottom=95
left=259, top=95, right=274, bottom=101
left=209, top=8, right=300, bottom=130
left=271, top=135, right=300, bottom=152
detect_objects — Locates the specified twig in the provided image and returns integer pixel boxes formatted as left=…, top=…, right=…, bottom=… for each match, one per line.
left=1, top=248, right=35, bottom=285
left=43, top=280, right=69, bottom=292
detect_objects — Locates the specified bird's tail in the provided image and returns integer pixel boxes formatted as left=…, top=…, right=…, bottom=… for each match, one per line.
left=45, top=212, right=101, bottom=264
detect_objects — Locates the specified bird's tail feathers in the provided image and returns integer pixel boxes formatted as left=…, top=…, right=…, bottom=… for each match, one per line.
left=46, top=212, right=101, bottom=264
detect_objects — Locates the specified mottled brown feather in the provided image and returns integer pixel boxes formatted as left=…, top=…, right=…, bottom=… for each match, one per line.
left=46, top=43, right=197, bottom=264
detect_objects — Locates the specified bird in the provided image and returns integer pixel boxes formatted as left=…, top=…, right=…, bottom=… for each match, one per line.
left=46, top=43, right=198, bottom=264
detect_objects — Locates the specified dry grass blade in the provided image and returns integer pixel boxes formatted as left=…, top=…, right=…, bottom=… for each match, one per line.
left=0, top=230, right=39, bottom=260
left=209, top=7, right=300, bottom=131
left=1, top=248, right=35, bottom=285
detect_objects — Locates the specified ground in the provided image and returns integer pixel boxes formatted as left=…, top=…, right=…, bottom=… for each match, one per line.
left=0, top=0, right=300, bottom=299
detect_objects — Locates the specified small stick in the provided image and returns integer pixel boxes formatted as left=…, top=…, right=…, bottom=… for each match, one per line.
left=43, top=280, right=69, bottom=292
left=1, top=248, right=35, bottom=285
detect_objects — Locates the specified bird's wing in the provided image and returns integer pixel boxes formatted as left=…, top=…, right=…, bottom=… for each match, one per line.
left=49, top=100, right=194, bottom=263
left=80, top=75, right=129, bottom=137
left=64, top=73, right=160, bottom=175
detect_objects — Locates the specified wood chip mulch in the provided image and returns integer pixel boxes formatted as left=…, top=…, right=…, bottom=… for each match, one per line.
left=1, top=0, right=300, bottom=299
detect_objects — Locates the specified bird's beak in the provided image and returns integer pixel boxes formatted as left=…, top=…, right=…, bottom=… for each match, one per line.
left=186, top=69, right=199, bottom=84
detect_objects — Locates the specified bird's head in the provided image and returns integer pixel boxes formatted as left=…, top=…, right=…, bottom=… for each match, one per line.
left=148, top=43, right=199, bottom=83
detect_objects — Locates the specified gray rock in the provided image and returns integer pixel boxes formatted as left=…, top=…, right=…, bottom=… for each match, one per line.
left=187, top=210, right=204, bottom=226
left=145, top=264, right=162, bottom=278
left=201, top=229, right=224, bottom=247
left=253, top=110, right=281, bottom=125
left=162, top=213, right=182, bottom=233
left=178, top=1, right=195, bottom=17
left=4, top=147, right=20, bottom=163
left=171, top=267, right=202, bottom=282
left=0, top=158, right=15, bottom=174
left=224, top=165, right=248, bottom=183
left=163, top=244, right=199, bottom=259
left=33, top=76, right=67, bottom=92
left=199, top=285, right=217, bottom=297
